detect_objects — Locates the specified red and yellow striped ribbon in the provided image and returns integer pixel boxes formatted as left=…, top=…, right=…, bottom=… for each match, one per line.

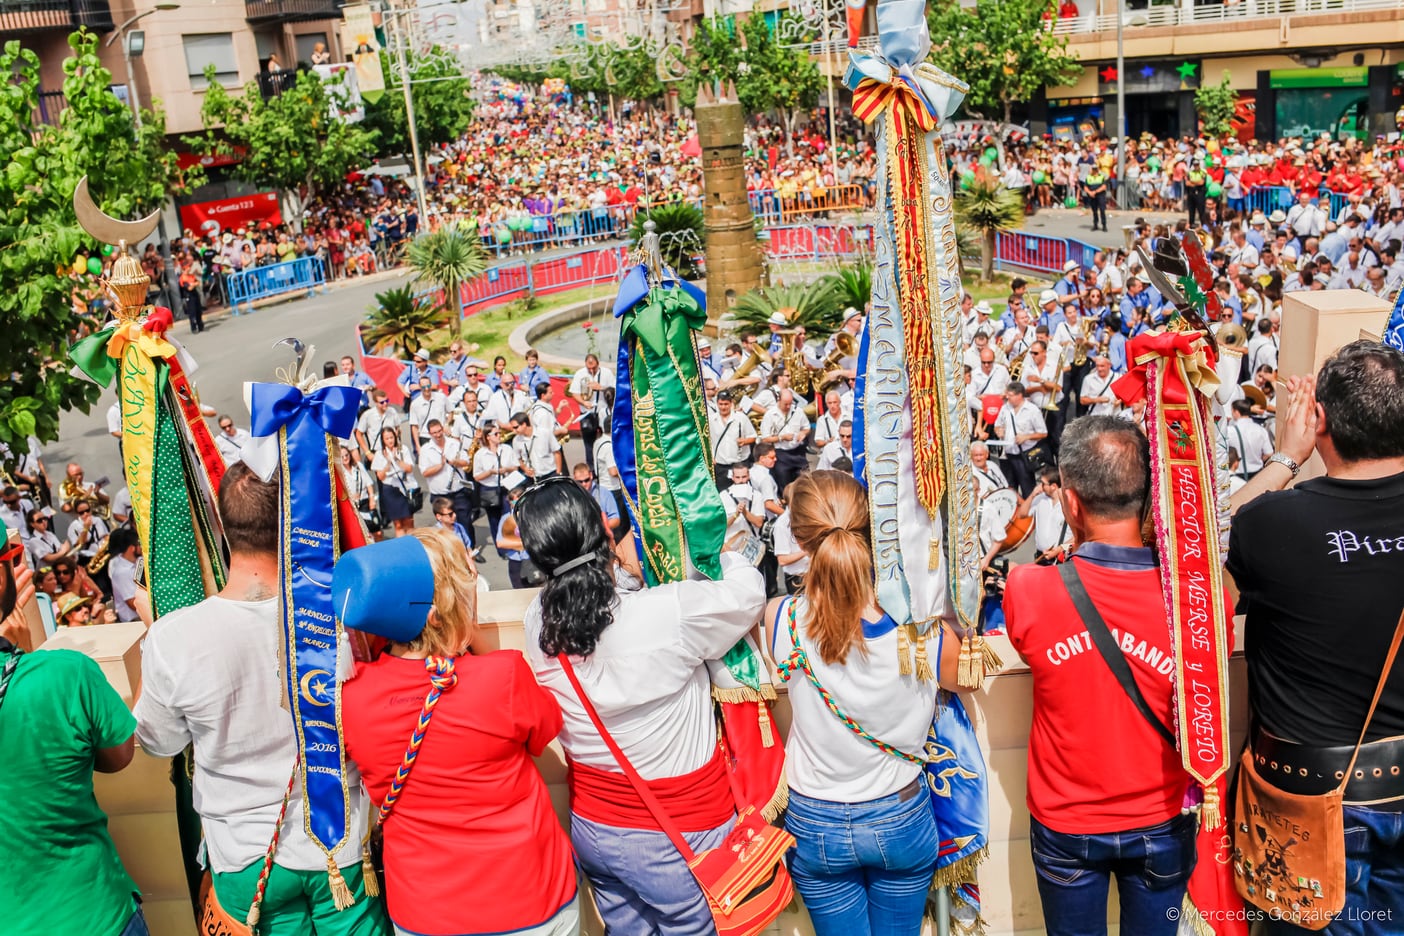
left=853, top=76, right=944, bottom=512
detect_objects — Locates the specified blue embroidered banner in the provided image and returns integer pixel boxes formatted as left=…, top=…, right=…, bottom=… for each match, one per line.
left=1384, top=287, right=1404, bottom=353
left=250, top=382, right=361, bottom=866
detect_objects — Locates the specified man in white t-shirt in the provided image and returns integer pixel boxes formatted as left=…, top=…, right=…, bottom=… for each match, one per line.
left=214, top=415, right=252, bottom=466
left=418, top=419, right=476, bottom=553
left=106, top=527, right=142, bottom=623
left=134, top=463, right=386, bottom=929
left=569, top=354, right=615, bottom=472
left=817, top=420, right=854, bottom=471
left=1224, top=400, right=1274, bottom=477
left=1016, top=467, right=1070, bottom=564
left=355, top=391, right=402, bottom=461
left=512, top=411, right=562, bottom=481
left=709, top=391, right=757, bottom=488
left=1078, top=356, right=1119, bottom=417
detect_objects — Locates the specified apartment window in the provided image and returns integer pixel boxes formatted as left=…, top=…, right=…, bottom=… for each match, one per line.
left=184, top=34, right=239, bottom=89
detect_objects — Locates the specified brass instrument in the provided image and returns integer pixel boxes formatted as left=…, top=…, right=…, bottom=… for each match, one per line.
left=61, top=478, right=110, bottom=521
left=1072, top=317, right=1096, bottom=366
left=1042, top=347, right=1065, bottom=412
left=778, top=330, right=815, bottom=396
left=1007, top=349, right=1027, bottom=384
left=725, top=345, right=772, bottom=387
left=1097, top=324, right=1112, bottom=361
left=816, top=332, right=859, bottom=395
left=87, top=534, right=111, bottom=575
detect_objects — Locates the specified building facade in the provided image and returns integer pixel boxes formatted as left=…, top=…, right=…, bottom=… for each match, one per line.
left=1036, top=0, right=1404, bottom=141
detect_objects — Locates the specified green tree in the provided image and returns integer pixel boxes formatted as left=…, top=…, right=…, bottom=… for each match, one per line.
left=186, top=68, right=378, bottom=229
left=1195, top=72, right=1239, bottom=138
left=609, top=42, right=666, bottom=105
left=0, top=31, right=186, bottom=450
left=406, top=222, right=487, bottom=318
left=927, top=0, right=1081, bottom=129
left=361, top=286, right=449, bottom=356
left=682, top=15, right=824, bottom=154
left=364, top=48, right=476, bottom=157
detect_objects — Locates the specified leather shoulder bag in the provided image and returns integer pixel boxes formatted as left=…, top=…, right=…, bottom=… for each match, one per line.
left=1231, top=609, right=1404, bottom=930
left=557, top=653, right=794, bottom=936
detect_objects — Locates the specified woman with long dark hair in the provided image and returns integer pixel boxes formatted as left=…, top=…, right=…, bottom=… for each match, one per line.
left=373, top=425, right=420, bottom=537
left=516, top=477, right=765, bottom=935
left=766, top=470, right=965, bottom=936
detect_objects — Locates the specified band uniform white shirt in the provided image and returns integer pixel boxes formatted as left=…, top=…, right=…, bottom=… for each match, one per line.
left=418, top=437, right=470, bottom=496
left=996, top=401, right=1047, bottom=454
left=817, top=441, right=853, bottom=471
left=569, top=365, right=616, bottom=423
left=67, top=513, right=110, bottom=560
left=1024, top=355, right=1063, bottom=410
left=593, top=437, right=621, bottom=492
left=372, top=445, right=419, bottom=495
left=522, top=430, right=561, bottom=478
left=450, top=409, right=481, bottom=446
left=1030, top=491, right=1069, bottom=553
left=1227, top=417, right=1274, bottom=474
left=760, top=406, right=810, bottom=452
left=709, top=410, right=754, bottom=466
left=528, top=399, right=558, bottom=439
left=720, top=483, right=763, bottom=540
left=408, top=392, right=449, bottom=442
left=472, top=445, right=521, bottom=489
left=482, top=388, right=529, bottom=428
left=1079, top=371, right=1119, bottom=416
left=749, top=463, right=782, bottom=517
left=447, top=382, right=491, bottom=412
left=1247, top=334, right=1279, bottom=375
left=813, top=413, right=842, bottom=449
left=973, top=462, right=1009, bottom=498
left=214, top=428, right=252, bottom=466
left=356, top=406, right=401, bottom=454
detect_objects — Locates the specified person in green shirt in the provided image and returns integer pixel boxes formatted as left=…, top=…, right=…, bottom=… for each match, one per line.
left=0, top=547, right=144, bottom=936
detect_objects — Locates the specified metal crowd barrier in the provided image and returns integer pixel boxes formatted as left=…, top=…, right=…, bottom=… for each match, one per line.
left=225, top=256, right=327, bottom=315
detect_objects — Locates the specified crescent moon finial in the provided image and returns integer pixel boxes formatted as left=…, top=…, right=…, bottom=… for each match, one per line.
left=73, top=176, right=161, bottom=247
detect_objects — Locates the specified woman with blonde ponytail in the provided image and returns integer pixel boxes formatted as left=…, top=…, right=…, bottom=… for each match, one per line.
left=766, top=470, right=965, bottom=936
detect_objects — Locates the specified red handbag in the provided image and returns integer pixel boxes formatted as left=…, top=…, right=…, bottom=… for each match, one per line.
left=558, top=654, right=795, bottom=936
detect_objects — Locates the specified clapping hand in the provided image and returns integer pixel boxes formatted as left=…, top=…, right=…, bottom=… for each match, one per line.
left=1275, top=374, right=1318, bottom=465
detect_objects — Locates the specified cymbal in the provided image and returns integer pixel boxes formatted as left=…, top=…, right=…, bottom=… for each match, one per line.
left=1218, top=323, right=1249, bottom=350
left=1240, top=382, right=1267, bottom=408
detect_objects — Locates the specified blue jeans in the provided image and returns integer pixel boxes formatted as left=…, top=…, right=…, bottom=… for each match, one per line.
left=570, top=812, right=733, bottom=936
left=783, top=784, right=938, bottom=936
left=1263, top=803, right=1404, bottom=936
left=1030, top=812, right=1196, bottom=936
left=118, top=906, right=149, bottom=936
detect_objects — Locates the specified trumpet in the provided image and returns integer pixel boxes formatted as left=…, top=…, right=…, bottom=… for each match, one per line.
left=1043, top=347, right=1065, bottom=412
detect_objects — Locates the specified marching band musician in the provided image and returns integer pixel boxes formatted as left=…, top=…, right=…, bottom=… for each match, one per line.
left=356, top=391, right=402, bottom=463
left=447, top=363, right=492, bottom=413
left=759, top=388, right=811, bottom=494
left=66, top=498, right=110, bottom=572
left=1022, top=341, right=1063, bottom=414
left=528, top=382, right=559, bottom=440
left=473, top=425, right=522, bottom=548
left=482, top=373, right=529, bottom=431
left=971, top=441, right=1010, bottom=497
left=816, top=420, right=854, bottom=471
left=720, top=464, right=767, bottom=544
left=968, top=349, right=1012, bottom=431
left=964, top=299, right=998, bottom=344
left=1078, top=355, right=1121, bottom=417
left=449, top=391, right=483, bottom=448
left=964, top=327, right=999, bottom=371
left=1001, top=304, right=1038, bottom=364
left=408, top=376, right=450, bottom=452
left=60, top=462, right=109, bottom=515
left=418, top=419, right=478, bottom=558
left=510, top=411, right=563, bottom=482
left=812, top=391, right=846, bottom=450
left=1015, top=468, right=1070, bottom=566
left=992, top=382, right=1047, bottom=497
left=709, top=390, right=757, bottom=488
left=569, top=353, right=615, bottom=472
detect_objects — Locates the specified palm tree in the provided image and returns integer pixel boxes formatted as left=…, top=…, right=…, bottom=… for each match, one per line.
left=730, top=278, right=845, bottom=335
left=954, top=167, right=1024, bottom=283
left=406, top=221, right=488, bottom=318
left=628, top=203, right=706, bottom=280
left=361, top=286, right=448, bottom=356
left=829, top=259, right=871, bottom=312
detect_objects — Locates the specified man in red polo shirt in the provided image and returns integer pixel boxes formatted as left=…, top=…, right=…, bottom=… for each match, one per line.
left=1004, top=416, right=1233, bottom=936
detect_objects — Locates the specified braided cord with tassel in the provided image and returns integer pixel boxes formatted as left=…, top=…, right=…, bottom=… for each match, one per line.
left=246, top=756, right=301, bottom=931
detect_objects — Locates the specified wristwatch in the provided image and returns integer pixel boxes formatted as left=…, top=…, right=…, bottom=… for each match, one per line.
left=1267, top=452, right=1301, bottom=478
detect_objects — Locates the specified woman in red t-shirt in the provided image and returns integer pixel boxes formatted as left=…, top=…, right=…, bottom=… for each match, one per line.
left=342, top=529, right=578, bottom=936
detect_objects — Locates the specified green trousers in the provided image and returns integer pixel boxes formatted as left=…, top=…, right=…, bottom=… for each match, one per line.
left=213, top=860, right=390, bottom=936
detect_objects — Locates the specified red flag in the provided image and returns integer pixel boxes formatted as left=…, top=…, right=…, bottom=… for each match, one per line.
left=1185, top=776, right=1250, bottom=935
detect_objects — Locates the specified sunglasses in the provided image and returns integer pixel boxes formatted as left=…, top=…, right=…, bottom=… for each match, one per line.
left=436, top=510, right=455, bottom=517
left=76, top=508, right=91, bottom=516
left=220, top=423, right=233, bottom=431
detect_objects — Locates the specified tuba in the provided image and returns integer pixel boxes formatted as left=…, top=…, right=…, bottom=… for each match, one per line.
left=816, top=331, right=858, bottom=394
left=779, top=330, right=815, bottom=396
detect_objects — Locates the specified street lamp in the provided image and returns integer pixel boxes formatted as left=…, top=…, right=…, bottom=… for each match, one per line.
left=106, top=3, right=181, bottom=314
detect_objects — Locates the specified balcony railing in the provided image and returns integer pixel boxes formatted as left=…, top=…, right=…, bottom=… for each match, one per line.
left=244, top=0, right=343, bottom=23
left=1050, top=0, right=1404, bottom=35
left=0, top=0, right=113, bottom=36
left=256, top=69, right=301, bottom=99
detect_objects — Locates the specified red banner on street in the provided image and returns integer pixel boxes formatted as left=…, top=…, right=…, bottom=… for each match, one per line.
left=178, top=191, right=282, bottom=237
left=175, top=147, right=246, bottom=171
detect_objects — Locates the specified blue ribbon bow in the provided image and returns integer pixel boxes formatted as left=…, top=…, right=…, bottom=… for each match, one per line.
left=250, top=383, right=362, bottom=440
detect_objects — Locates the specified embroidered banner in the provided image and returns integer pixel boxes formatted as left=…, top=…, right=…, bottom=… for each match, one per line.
left=250, top=382, right=363, bottom=882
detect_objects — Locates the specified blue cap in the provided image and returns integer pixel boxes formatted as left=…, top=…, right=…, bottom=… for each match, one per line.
left=332, top=536, right=435, bottom=643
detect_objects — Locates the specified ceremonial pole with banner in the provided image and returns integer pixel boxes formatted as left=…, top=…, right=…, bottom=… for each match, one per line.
left=845, top=2, right=995, bottom=930
left=1114, top=231, right=1245, bottom=936
left=610, top=227, right=787, bottom=821
left=243, top=340, right=374, bottom=920
left=67, top=176, right=230, bottom=913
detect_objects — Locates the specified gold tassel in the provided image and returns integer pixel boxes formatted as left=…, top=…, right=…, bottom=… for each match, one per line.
left=1179, top=892, right=1216, bottom=936
left=897, top=624, right=913, bottom=676
left=914, top=629, right=935, bottom=682
left=757, top=701, right=775, bottom=748
left=928, top=536, right=941, bottom=571
left=760, top=768, right=790, bottom=823
left=710, top=684, right=777, bottom=705
left=327, top=856, right=355, bottom=911
left=1201, top=784, right=1222, bottom=830
left=360, top=844, right=380, bottom=898
left=928, top=846, right=989, bottom=888
left=956, top=632, right=976, bottom=688
left=980, top=637, right=1003, bottom=675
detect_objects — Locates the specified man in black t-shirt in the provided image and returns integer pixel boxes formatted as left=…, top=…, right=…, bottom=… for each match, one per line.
left=1227, top=340, right=1404, bottom=935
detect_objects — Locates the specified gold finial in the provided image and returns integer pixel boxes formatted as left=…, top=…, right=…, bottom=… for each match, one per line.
left=72, top=177, right=161, bottom=324
left=106, top=240, right=151, bottom=323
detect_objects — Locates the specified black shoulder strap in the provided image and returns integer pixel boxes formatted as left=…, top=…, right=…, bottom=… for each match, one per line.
left=1057, top=560, right=1176, bottom=747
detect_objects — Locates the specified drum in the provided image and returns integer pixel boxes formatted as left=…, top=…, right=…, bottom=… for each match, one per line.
left=978, top=487, right=1033, bottom=556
